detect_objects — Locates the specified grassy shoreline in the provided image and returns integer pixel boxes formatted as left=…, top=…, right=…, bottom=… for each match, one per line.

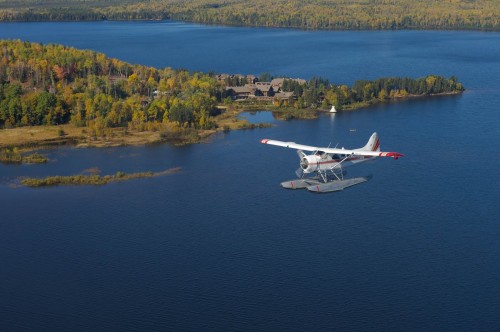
left=0, top=90, right=463, bottom=151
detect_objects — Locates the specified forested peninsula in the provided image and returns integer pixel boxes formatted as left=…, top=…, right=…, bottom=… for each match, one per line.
left=0, top=40, right=464, bottom=150
left=0, top=0, right=498, bottom=31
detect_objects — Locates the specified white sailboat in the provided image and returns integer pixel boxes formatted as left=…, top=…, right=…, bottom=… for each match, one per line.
left=329, top=105, right=337, bottom=113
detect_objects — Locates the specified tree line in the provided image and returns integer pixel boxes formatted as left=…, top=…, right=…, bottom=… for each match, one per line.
left=0, top=40, right=222, bottom=135
left=279, top=75, right=464, bottom=110
left=0, top=0, right=498, bottom=31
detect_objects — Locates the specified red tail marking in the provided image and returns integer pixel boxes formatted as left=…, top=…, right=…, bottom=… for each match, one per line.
left=373, top=138, right=380, bottom=151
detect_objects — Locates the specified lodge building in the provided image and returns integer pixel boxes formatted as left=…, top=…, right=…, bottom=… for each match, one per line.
left=225, top=77, right=305, bottom=101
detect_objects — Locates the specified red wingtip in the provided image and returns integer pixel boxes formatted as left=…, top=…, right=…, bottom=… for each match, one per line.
left=387, top=152, right=405, bottom=159
left=379, top=152, right=405, bottom=159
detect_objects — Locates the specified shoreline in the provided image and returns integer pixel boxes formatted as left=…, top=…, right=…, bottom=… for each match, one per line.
left=338, top=90, right=463, bottom=111
left=2, top=19, right=499, bottom=33
left=0, top=90, right=463, bottom=152
left=0, top=107, right=255, bottom=151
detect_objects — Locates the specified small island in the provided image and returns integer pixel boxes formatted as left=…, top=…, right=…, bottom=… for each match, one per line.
left=0, top=40, right=464, bottom=151
left=0, top=147, right=48, bottom=164
left=20, top=167, right=181, bottom=187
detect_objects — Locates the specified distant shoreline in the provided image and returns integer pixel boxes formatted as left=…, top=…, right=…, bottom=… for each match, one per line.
left=1, top=19, right=499, bottom=33
left=0, top=0, right=498, bottom=32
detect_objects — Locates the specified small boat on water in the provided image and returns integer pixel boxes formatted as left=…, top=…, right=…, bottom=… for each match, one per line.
left=329, top=105, right=337, bottom=113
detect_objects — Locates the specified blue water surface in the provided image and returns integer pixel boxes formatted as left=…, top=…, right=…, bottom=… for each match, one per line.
left=0, top=21, right=500, bottom=331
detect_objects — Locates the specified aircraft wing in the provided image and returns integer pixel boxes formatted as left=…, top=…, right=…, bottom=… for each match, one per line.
left=260, top=139, right=321, bottom=152
left=260, top=139, right=404, bottom=159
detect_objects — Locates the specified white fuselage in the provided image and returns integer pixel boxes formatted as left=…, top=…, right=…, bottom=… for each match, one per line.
left=300, top=152, right=374, bottom=174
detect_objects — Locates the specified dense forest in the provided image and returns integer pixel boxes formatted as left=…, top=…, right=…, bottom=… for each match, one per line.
left=0, top=0, right=498, bottom=31
left=0, top=39, right=223, bottom=136
left=280, top=75, right=463, bottom=110
left=0, top=40, right=463, bottom=136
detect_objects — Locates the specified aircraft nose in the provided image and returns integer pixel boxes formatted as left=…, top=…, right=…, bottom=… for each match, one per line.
left=300, top=157, right=309, bottom=170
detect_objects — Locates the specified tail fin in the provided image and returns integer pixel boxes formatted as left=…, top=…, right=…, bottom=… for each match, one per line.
left=362, top=132, right=380, bottom=152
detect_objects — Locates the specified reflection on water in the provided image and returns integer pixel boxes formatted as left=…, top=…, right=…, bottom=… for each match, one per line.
left=238, top=111, right=277, bottom=124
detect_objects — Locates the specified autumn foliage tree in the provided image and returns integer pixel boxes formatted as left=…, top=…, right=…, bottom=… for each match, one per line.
left=0, top=40, right=224, bottom=131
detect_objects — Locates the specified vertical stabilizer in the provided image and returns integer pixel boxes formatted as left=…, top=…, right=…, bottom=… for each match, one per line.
left=362, top=132, right=380, bottom=152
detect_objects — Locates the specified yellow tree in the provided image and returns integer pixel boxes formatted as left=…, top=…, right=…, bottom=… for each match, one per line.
left=127, top=73, right=140, bottom=94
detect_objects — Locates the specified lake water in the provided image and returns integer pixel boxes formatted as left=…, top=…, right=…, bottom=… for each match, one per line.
left=1, top=21, right=500, bottom=331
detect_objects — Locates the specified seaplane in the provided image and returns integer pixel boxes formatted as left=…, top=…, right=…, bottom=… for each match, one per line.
left=260, top=132, right=404, bottom=193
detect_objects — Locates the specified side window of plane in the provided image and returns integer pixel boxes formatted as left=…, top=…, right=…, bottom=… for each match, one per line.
left=317, top=151, right=328, bottom=159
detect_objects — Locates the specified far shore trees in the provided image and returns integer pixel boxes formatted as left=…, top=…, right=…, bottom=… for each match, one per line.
left=0, top=0, right=498, bottom=31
